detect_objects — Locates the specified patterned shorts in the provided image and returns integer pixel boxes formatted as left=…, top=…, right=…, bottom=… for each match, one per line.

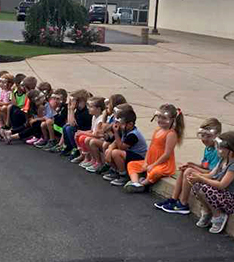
left=192, top=183, right=234, bottom=214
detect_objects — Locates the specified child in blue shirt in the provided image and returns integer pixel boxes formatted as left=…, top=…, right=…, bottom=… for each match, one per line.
left=155, top=118, right=222, bottom=214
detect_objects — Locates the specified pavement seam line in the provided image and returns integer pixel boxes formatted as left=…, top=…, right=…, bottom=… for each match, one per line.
left=25, top=59, right=44, bottom=82
left=80, top=55, right=164, bottom=100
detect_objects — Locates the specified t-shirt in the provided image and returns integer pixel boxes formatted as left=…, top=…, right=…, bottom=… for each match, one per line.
left=14, top=91, right=26, bottom=109
left=0, top=90, right=11, bottom=103
left=44, top=102, right=57, bottom=119
left=74, top=106, right=92, bottom=131
left=201, top=146, right=220, bottom=170
left=54, top=103, right=68, bottom=127
left=212, top=160, right=234, bottom=193
left=121, top=126, right=147, bottom=158
left=91, top=114, right=103, bottom=132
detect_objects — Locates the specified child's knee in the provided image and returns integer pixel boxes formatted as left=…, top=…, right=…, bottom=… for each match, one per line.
left=46, top=118, right=53, bottom=125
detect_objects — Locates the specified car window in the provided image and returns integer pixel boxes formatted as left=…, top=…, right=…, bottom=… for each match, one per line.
left=93, top=7, right=105, bottom=12
left=120, top=9, right=132, bottom=14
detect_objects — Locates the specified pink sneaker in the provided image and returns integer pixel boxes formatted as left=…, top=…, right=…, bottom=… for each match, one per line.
left=33, top=137, right=43, bottom=146
left=26, top=137, right=39, bottom=145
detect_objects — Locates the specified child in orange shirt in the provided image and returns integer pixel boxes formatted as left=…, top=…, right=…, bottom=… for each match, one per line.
left=124, top=103, right=185, bottom=193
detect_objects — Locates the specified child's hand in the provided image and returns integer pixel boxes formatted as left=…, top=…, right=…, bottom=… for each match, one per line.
left=179, top=164, right=188, bottom=171
left=75, top=130, right=84, bottom=138
left=187, top=172, right=201, bottom=184
left=69, top=98, right=77, bottom=110
left=147, top=164, right=155, bottom=173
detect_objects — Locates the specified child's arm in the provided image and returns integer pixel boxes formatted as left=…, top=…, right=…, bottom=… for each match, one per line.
left=147, top=131, right=177, bottom=172
left=113, top=123, right=132, bottom=150
left=188, top=169, right=234, bottom=190
left=67, top=99, right=77, bottom=126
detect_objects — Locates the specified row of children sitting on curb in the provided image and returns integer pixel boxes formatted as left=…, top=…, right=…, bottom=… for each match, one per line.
left=0, top=71, right=234, bottom=235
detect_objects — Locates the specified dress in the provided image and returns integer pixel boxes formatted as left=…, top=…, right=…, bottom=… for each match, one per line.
left=127, top=128, right=176, bottom=184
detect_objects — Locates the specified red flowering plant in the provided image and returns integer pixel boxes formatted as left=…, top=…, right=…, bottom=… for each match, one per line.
left=66, top=26, right=100, bottom=46
left=39, top=26, right=63, bottom=47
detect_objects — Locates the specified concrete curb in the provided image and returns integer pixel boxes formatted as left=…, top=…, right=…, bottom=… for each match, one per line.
left=150, top=175, right=234, bottom=237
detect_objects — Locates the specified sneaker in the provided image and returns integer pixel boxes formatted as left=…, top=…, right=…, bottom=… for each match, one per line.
left=196, top=212, right=212, bottom=228
left=34, top=139, right=48, bottom=148
left=162, top=200, right=190, bottom=215
left=71, top=156, right=84, bottom=164
left=26, top=136, right=39, bottom=145
left=42, top=139, right=57, bottom=151
left=60, top=147, right=72, bottom=157
left=79, top=160, right=94, bottom=168
left=96, top=163, right=111, bottom=175
left=103, top=169, right=119, bottom=181
left=154, top=198, right=177, bottom=210
left=49, top=144, right=63, bottom=153
left=110, top=176, right=129, bottom=186
left=123, top=181, right=145, bottom=193
left=69, top=149, right=80, bottom=161
left=2, top=129, right=11, bottom=144
left=86, top=163, right=102, bottom=173
left=209, top=213, right=228, bottom=234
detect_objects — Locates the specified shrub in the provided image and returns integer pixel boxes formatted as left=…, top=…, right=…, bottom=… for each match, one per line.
left=66, top=26, right=101, bottom=46
left=23, top=0, right=89, bottom=47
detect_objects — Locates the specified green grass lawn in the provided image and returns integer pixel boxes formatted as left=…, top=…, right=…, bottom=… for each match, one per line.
left=0, top=12, right=16, bottom=21
left=0, top=41, right=87, bottom=59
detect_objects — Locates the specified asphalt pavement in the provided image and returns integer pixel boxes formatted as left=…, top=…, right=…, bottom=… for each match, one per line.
left=0, top=141, right=233, bottom=262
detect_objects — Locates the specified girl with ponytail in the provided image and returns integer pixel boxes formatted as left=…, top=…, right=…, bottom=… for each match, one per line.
left=124, top=103, right=185, bottom=193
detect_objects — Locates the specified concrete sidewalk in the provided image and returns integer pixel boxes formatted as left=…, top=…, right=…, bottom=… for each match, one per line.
left=3, top=26, right=234, bottom=236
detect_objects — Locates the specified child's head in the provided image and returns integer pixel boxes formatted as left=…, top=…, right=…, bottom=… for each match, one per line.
left=105, top=94, right=127, bottom=115
left=14, top=74, right=26, bottom=89
left=116, top=109, right=136, bottom=132
left=37, top=82, right=53, bottom=101
left=197, top=118, right=222, bottom=147
left=0, top=73, right=14, bottom=91
left=87, top=96, right=105, bottom=116
left=71, top=89, right=92, bottom=110
left=54, top=88, right=67, bottom=104
left=215, top=131, right=234, bottom=159
left=114, top=103, right=133, bottom=118
left=0, top=71, right=9, bottom=77
left=152, top=104, right=185, bottom=145
left=22, top=76, right=37, bottom=93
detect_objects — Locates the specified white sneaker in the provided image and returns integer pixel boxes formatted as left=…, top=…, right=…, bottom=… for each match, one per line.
left=86, top=163, right=101, bottom=173
left=209, top=213, right=228, bottom=234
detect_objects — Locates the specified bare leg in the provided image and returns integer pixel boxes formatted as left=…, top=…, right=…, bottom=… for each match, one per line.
left=89, top=138, right=104, bottom=164
left=172, top=170, right=184, bottom=200
left=41, top=122, right=48, bottom=140
left=46, top=119, right=55, bottom=140
left=129, top=172, right=140, bottom=183
left=111, top=149, right=126, bottom=172
left=180, top=168, right=198, bottom=205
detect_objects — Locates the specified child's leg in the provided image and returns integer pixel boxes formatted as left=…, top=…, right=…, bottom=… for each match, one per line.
left=6, top=104, right=12, bottom=127
left=179, top=168, right=199, bottom=205
left=89, top=138, right=104, bottom=164
left=41, top=121, right=48, bottom=140
left=111, top=149, right=126, bottom=172
left=127, top=160, right=146, bottom=183
left=172, top=170, right=185, bottom=200
left=46, top=119, right=55, bottom=140
left=1, top=106, right=8, bottom=125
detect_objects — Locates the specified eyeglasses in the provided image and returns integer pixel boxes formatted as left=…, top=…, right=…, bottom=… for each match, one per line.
left=197, top=128, right=217, bottom=139
left=151, top=110, right=171, bottom=123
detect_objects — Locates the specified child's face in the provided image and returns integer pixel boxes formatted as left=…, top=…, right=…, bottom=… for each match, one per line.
left=156, top=110, right=173, bottom=129
left=197, top=128, right=217, bottom=147
left=77, top=100, right=86, bottom=110
left=88, top=102, right=99, bottom=116
left=1, top=78, right=9, bottom=90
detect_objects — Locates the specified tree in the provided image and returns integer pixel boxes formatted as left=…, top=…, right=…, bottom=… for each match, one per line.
left=23, top=0, right=88, bottom=46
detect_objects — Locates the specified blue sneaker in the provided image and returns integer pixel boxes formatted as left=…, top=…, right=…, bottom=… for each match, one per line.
left=162, top=200, right=190, bottom=215
left=154, top=198, right=177, bottom=209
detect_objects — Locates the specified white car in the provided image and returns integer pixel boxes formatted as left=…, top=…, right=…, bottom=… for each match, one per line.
left=112, top=8, right=133, bottom=24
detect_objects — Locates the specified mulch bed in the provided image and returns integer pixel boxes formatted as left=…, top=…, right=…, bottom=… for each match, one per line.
left=0, top=55, right=25, bottom=63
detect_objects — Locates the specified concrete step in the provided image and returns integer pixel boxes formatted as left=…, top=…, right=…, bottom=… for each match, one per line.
left=150, top=173, right=234, bottom=237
